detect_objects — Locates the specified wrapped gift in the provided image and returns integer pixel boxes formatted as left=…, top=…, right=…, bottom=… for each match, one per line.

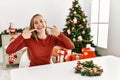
left=57, top=48, right=67, bottom=62
left=82, top=47, right=96, bottom=59
left=64, top=50, right=72, bottom=62
left=52, top=46, right=67, bottom=63
left=71, top=52, right=82, bottom=61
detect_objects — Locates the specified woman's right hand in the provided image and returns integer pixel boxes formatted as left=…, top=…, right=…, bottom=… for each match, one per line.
left=22, top=28, right=36, bottom=39
left=46, top=25, right=60, bottom=37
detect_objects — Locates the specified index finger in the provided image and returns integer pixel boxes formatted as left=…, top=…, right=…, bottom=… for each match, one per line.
left=53, top=25, right=57, bottom=28
left=46, top=26, right=54, bottom=29
left=30, top=29, right=37, bottom=32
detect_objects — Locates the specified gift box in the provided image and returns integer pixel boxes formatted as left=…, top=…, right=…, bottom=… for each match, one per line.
left=81, top=48, right=96, bottom=59
left=52, top=46, right=68, bottom=63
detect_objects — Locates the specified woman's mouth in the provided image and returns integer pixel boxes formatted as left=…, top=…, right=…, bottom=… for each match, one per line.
left=37, top=26, right=44, bottom=30
left=37, top=27, right=41, bottom=30
left=36, top=26, right=45, bottom=32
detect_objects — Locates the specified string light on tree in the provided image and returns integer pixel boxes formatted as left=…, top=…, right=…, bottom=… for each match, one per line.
left=73, top=38, right=76, bottom=42
left=75, top=4, right=79, bottom=8
left=83, top=18, right=86, bottom=22
left=73, top=11, right=77, bottom=14
left=82, top=30, right=85, bottom=34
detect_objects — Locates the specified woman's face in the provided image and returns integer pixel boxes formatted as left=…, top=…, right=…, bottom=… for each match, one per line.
left=33, top=15, right=46, bottom=33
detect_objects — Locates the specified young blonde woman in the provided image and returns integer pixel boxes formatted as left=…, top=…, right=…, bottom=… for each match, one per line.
left=6, top=14, right=75, bottom=67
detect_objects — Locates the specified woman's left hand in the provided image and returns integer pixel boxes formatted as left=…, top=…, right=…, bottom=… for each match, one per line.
left=47, top=25, right=60, bottom=36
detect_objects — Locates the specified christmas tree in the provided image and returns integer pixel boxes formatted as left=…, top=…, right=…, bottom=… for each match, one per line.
left=63, top=0, right=96, bottom=53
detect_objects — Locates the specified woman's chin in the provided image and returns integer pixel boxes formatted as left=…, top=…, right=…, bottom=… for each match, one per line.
left=36, top=29, right=43, bottom=33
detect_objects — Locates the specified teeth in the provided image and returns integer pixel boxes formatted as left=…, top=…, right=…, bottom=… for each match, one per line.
left=37, top=28, right=40, bottom=29
left=37, top=26, right=44, bottom=30
left=37, top=27, right=42, bottom=30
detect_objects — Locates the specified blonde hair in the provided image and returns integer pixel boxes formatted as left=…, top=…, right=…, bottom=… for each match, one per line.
left=29, top=14, right=48, bottom=40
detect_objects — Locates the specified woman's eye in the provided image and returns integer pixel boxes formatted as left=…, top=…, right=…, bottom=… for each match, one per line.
left=40, top=20, right=43, bottom=23
left=34, top=20, right=44, bottom=24
left=34, top=22, right=38, bottom=24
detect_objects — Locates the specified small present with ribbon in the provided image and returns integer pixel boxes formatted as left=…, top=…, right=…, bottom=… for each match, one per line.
left=81, top=44, right=96, bottom=59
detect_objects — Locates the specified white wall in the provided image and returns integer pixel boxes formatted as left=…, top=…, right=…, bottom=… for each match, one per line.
left=0, top=0, right=91, bottom=32
left=97, top=0, right=120, bottom=57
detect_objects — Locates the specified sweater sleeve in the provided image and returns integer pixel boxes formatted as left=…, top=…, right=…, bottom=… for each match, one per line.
left=6, top=34, right=26, bottom=55
left=54, top=33, right=75, bottom=49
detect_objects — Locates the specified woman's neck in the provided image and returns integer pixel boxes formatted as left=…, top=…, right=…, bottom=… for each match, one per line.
left=37, top=32, right=47, bottom=39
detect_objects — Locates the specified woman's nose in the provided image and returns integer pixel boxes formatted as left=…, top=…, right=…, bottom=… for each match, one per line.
left=38, top=22, right=42, bottom=25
